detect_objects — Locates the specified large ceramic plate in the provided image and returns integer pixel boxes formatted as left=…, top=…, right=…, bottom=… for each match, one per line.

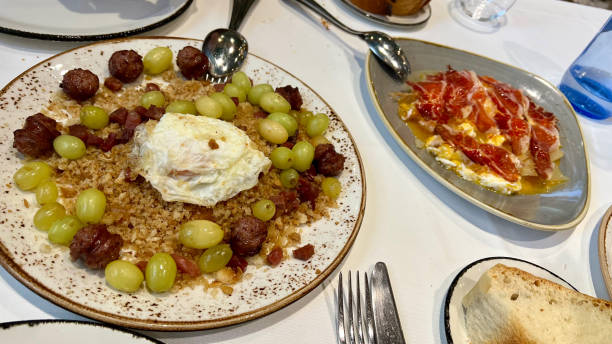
left=0, top=320, right=162, bottom=344
left=598, top=204, right=612, bottom=298
left=0, top=37, right=365, bottom=330
left=366, top=38, right=590, bottom=231
left=444, top=257, right=577, bottom=344
left=0, top=0, right=192, bottom=41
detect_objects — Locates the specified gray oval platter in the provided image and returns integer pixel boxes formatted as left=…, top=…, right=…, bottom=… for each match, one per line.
left=366, top=38, right=590, bottom=231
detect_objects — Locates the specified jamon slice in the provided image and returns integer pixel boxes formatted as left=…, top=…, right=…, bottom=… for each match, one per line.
left=407, top=80, right=448, bottom=123
left=435, top=125, right=520, bottom=182
left=526, top=103, right=560, bottom=180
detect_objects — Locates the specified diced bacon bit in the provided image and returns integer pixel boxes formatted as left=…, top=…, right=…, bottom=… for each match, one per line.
left=68, top=124, right=90, bottom=142
left=213, top=83, right=226, bottom=92
left=109, top=107, right=128, bottom=125
left=144, top=83, right=160, bottom=92
left=436, top=125, right=520, bottom=182
left=136, top=261, right=147, bottom=273
left=253, top=111, right=268, bottom=118
left=86, top=133, right=104, bottom=147
left=297, top=177, right=320, bottom=209
left=134, top=105, right=147, bottom=116
left=171, top=253, right=200, bottom=277
left=275, top=85, right=303, bottom=110
left=116, top=128, right=134, bottom=144
left=124, top=110, right=142, bottom=130
left=100, top=132, right=116, bottom=152
left=231, top=97, right=239, bottom=105
left=142, top=105, right=164, bottom=120
left=293, top=244, right=315, bottom=261
left=226, top=254, right=248, bottom=273
left=267, top=246, right=283, bottom=266
left=104, top=77, right=122, bottom=92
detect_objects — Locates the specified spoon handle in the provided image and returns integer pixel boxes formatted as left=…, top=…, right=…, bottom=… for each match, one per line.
left=289, top=0, right=361, bottom=36
left=228, top=0, right=257, bottom=31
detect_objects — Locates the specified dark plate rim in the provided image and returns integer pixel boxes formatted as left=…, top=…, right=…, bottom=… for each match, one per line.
left=338, top=0, right=431, bottom=27
left=365, top=37, right=591, bottom=231
left=0, top=36, right=366, bottom=331
left=0, top=319, right=164, bottom=343
left=442, top=256, right=578, bottom=344
left=0, top=0, right=193, bottom=42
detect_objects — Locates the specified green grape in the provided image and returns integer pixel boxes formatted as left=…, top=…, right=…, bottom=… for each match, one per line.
left=76, top=188, right=106, bottom=224
left=80, top=105, right=109, bottom=130
left=231, top=71, right=251, bottom=93
left=252, top=199, right=276, bottom=221
left=13, top=161, right=53, bottom=191
left=298, top=110, right=314, bottom=126
left=267, top=112, right=298, bottom=137
left=210, top=92, right=237, bottom=121
left=53, top=135, right=86, bottom=160
left=34, top=202, right=66, bottom=231
left=260, top=92, right=291, bottom=114
left=288, top=109, right=300, bottom=118
left=257, top=119, right=288, bottom=144
left=179, top=220, right=224, bottom=249
left=105, top=260, right=144, bottom=293
left=280, top=169, right=299, bottom=188
left=195, top=95, right=222, bottom=118
left=141, top=90, right=165, bottom=109
left=36, top=180, right=58, bottom=205
left=143, top=47, right=173, bottom=75
left=291, top=141, right=315, bottom=172
left=48, top=215, right=83, bottom=245
left=270, top=147, right=294, bottom=170
left=146, top=253, right=177, bottom=293
left=306, top=113, right=330, bottom=137
left=247, top=84, right=274, bottom=105
left=322, top=177, right=342, bottom=199
left=310, top=135, right=330, bottom=147
left=165, top=100, right=197, bottom=114
left=198, top=244, right=232, bottom=273
left=223, top=83, right=247, bottom=103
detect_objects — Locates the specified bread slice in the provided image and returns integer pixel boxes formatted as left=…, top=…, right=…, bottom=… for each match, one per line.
left=462, top=264, right=612, bottom=344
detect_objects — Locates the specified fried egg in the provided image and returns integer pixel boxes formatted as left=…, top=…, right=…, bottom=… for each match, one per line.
left=130, top=113, right=271, bottom=206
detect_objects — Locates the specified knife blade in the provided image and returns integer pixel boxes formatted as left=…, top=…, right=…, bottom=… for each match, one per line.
left=371, top=262, right=406, bottom=344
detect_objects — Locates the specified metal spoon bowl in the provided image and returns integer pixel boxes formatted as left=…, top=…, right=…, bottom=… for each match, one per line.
left=289, top=0, right=410, bottom=80
left=202, top=0, right=256, bottom=82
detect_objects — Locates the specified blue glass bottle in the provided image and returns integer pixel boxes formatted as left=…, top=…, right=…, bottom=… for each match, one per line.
left=560, top=15, right=612, bottom=120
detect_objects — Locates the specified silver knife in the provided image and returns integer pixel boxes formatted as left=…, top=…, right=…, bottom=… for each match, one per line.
left=371, top=262, right=406, bottom=344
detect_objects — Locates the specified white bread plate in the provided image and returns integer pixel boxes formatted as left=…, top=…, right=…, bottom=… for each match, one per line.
left=598, top=204, right=612, bottom=298
left=443, top=257, right=576, bottom=344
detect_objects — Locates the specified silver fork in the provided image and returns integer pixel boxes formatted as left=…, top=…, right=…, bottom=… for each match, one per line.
left=337, top=271, right=376, bottom=344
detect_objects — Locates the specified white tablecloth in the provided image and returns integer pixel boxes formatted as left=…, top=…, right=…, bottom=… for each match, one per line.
left=1, top=0, right=611, bottom=342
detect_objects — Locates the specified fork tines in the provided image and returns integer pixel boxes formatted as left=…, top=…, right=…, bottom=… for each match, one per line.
left=204, top=74, right=229, bottom=84
left=337, top=271, right=375, bottom=344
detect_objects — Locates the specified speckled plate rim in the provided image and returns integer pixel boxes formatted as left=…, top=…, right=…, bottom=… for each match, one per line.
left=0, top=36, right=367, bottom=331
left=365, top=37, right=591, bottom=231
left=443, top=256, right=578, bottom=344
left=0, top=319, right=164, bottom=343
left=338, top=0, right=431, bottom=27
left=597, top=204, right=612, bottom=298
left=0, top=0, right=193, bottom=42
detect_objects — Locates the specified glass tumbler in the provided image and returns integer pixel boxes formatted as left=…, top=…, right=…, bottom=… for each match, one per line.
left=455, top=0, right=517, bottom=22
left=559, top=16, right=612, bottom=120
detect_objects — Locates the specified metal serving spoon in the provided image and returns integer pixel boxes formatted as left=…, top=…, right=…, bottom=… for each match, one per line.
left=202, top=0, right=257, bottom=83
left=289, top=0, right=410, bottom=80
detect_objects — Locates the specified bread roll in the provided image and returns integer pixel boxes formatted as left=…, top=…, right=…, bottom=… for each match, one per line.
left=462, top=264, right=612, bottom=344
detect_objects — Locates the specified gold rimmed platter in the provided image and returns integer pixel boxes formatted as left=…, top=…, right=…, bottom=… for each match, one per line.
left=366, top=38, right=590, bottom=231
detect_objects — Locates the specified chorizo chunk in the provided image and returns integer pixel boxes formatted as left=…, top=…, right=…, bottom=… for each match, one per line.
left=60, top=68, right=99, bottom=101
left=267, top=247, right=283, bottom=266
left=69, top=224, right=123, bottom=269
left=275, top=85, right=303, bottom=110
left=171, top=253, right=200, bottom=277
left=144, top=83, right=160, bottom=92
left=227, top=254, right=248, bottom=272
left=230, top=216, right=268, bottom=257
left=104, top=76, right=122, bottom=92
left=108, top=50, right=143, bottom=83
left=293, top=244, right=315, bottom=261
left=177, top=46, right=209, bottom=79
left=271, top=191, right=299, bottom=216
left=68, top=124, right=90, bottom=142
left=13, top=113, right=60, bottom=158
left=314, top=143, right=345, bottom=176
left=109, top=107, right=128, bottom=125
left=297, top=177, right=320, bottom=208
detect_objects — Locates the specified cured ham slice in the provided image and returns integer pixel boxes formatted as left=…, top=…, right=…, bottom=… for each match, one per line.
left=526, top=103, right=559, bottom=179
left=435, top=125, right=520, bottom=182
